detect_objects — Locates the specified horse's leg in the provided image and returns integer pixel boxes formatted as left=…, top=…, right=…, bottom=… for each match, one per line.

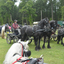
left=61, top=36, right=64, bottom=46
left=61, top=36, right=63, bottom=45
left=47, top=36, right=51, bottom=48
left=42, top=36, right=46, bottom=49
left=34, top=37, right=36, bottom=45
left=1, top=30, right=4, bottom=39
left=38, top=37, right=41, bottom=50
left=57, top=35, right=60, bottom=44
left=28, top=37, right=33, bottom=44
left=34, top=37, right=38, bottom=51
left=21, top=33, right=27, bottom=41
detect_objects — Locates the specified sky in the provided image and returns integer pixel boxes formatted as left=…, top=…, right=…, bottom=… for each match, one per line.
left=15, top=0, right=59, bottom=6
left=15, top=0, right=21, bottom=6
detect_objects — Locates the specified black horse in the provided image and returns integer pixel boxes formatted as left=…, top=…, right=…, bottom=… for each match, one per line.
left=20, top=18, right=49, bottom=51
left=38, top=20, right=57, bottom=49
left=57, top=27, right=64, bottom=46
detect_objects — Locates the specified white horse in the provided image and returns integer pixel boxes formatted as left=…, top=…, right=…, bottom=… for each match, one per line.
left=1, top=25, right=6, bottom=39
left=1, top=25, right=10, bottom=39
left=3, top=40, right=31, bottom=64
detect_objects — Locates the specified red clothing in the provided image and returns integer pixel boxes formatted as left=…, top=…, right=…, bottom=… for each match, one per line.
left=12, top=23, right=18, bottom=29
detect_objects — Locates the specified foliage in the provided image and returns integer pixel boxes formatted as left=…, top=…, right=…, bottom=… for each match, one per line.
left=61, top=6, right=64, bottom=21
left=0, top=0, right=64, bottom=24
left=19, top=0, right=37, bottom=24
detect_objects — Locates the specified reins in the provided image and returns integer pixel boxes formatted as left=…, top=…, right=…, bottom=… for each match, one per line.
left=12, top=43, right=23, bottom=64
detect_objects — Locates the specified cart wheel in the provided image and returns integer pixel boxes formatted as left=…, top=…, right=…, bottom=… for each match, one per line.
left=6, top=35, right=11, bottom=44
left=13, top=36, right=18, bottom=43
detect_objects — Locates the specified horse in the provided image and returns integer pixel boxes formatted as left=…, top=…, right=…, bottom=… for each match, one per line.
left=50, top=20, right=57, bottom=33
left=57, top=26, right=64, bottom=46
left=3, top=39, right=31, bottom=64
left=41, top=20, right=57, bottom=49
left=1, top=24, right=10, bottom=39
left=3, top=39, right=45, bottom=64
left=0, top=26, right=2, bottom=36
left=20, top=17, right=49, bottom=51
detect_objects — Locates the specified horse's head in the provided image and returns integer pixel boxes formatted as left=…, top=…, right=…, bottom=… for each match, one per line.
left=38, top=17, right=49, bottom=29
left=44, top=17, right=49, bottom=24
left=50, top=20, right=57, bottom=29
left=18, top=39, right=29, bottom=49
left=5, top=25, right=10, bottom=32
left=18, top=39, right=31, bottom=57
left=50, top=20, right=57, bottom=32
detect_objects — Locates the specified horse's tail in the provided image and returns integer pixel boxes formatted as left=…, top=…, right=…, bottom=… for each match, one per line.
left=1, top=26, right=6, bottom=39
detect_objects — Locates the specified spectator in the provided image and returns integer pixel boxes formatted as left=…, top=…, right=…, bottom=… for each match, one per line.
left=7, top=24, right=11, bottom=30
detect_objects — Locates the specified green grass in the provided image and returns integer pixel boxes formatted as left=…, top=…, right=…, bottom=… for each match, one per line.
left=0, top=37, right=64, bottom=64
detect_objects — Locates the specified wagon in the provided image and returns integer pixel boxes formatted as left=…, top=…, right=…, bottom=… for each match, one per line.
left=6, top=30, right=21, bottom=44
left=50, top=29, right=58, bottom=41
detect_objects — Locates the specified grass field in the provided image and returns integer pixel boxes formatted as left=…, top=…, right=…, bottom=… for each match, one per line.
left=0, top=37, right=64, bottom=64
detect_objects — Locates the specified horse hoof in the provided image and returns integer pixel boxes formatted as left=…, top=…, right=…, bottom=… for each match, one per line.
left=43, top=48, right=45, bottom=49
left=48, top=47, right=51, bottom=49
left=63, top=44, right=64, bottom=46
left=61, top=42, right=63, bottom=45
left=35, top=47, right=39, bottom=51
left=42, top=47, right=45, bottom=49
left=39, top=48, right=42, bottom=50
left=42, top=46, right=45, bottom=49
left=38, top=46, right=41, bottom=50
left=47, top=47, right=51, bottom=49
left=38, top=48, right=41, bottom=50
left=42, top=45, right=45, bottom=49
left=57, top=42, right=59, bottom=44
left=47, top=45, right=51, bottom=49
left=35, top=49, right=39, bottom=51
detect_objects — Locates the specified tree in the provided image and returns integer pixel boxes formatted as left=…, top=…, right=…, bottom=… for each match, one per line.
left=61, top=6, right=64, bottom=20
left=34, top=0, right=50, bottom=20
left=0, top=0, right=18, bottom=24
left=19, top=0, right=37, bottom=24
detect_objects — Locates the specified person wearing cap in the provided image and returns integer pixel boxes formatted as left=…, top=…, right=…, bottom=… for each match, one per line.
left=12, top=20, right=21, bottom=35
left=12, top=20, right=19, bottom=29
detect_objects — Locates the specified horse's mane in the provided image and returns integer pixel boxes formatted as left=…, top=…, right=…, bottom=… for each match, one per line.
left=3, top=40, right=30, bottom=64
left=38, top=19, right=44, bottom=26
left=50, top=20, right=55, bottom=23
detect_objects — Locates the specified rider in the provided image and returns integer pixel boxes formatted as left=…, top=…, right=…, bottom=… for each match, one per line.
left=12, top=20, right=21, bottom=35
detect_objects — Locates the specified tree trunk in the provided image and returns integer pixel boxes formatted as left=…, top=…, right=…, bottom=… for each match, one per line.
left=51, top=0, right=53, bottom=20
left=41, top=10, right=42, bottom=20
left=10, top=14, right=12, bottom=21
left=55, top=7, right=57, bottom=20
left=22, top=14, right=24, bottom=25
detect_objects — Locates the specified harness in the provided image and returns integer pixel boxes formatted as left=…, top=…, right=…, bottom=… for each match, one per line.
left=12, top=42, right=30, bottom=64
left=12, top=43, right=24, bottom=64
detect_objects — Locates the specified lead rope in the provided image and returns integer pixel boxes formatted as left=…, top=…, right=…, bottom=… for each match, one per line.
left=12, top=43, right=23, bottom=64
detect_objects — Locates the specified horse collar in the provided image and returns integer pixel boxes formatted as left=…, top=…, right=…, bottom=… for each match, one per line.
left=20, top=43, right=25, bottom=55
